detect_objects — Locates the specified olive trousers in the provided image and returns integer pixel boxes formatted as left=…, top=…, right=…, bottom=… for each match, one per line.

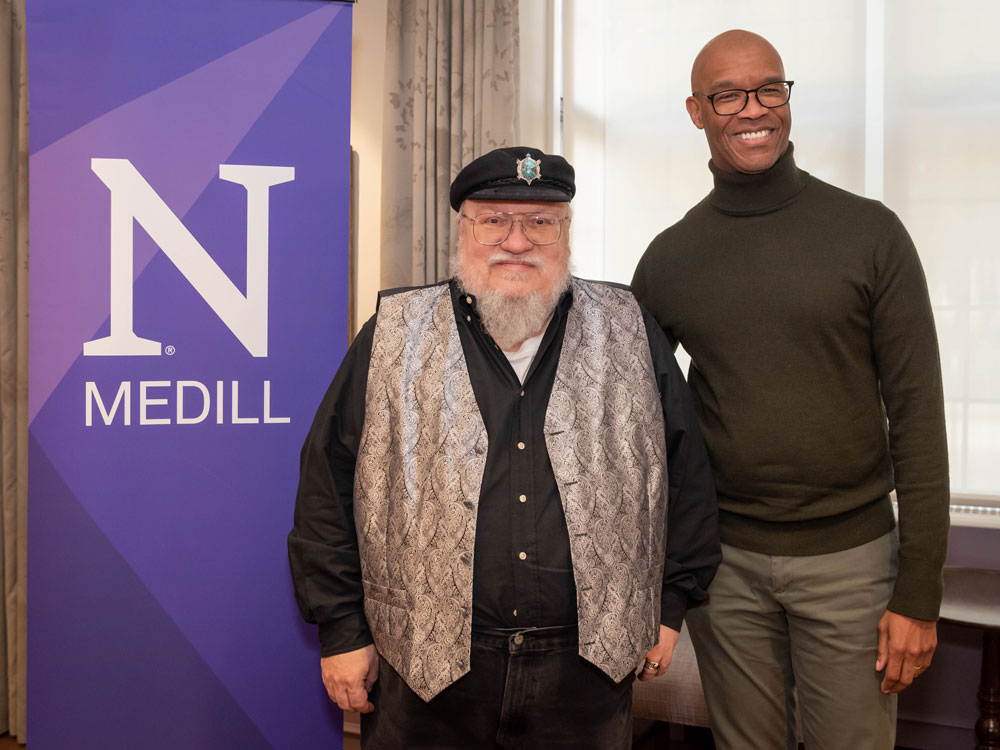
left=686, top=533, right=899, bottom=750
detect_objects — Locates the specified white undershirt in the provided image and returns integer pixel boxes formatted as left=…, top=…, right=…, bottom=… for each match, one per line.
left=503, top=329, right=545, bottom=384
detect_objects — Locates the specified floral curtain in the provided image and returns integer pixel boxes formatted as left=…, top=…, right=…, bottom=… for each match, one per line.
left=380, top=0, right=519, bottom=288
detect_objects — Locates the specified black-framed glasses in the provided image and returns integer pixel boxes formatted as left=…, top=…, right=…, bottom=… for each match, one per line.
left=460, top=211, right=569, bottom=246
left=694, top=80, right=794, bottom=116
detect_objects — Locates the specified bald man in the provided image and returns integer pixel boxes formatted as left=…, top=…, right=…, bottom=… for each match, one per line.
left=631, top=30, right=950, bottom=749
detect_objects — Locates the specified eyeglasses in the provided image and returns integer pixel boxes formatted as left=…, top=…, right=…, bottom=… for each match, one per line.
left=460, top=212, right=569, bottom=246
left=694, top=80, right=794, bottom=116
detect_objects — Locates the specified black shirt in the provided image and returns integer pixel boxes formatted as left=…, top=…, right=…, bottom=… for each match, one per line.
left=288, top=280, right=720, bottom=657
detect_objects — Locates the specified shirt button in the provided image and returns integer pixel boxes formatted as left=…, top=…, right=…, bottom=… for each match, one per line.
left=518, top=551, right=527, bottom=560
left=519, top=494, right=527, bottom=503
left=517, top=442, right=525, bottom=450
left=466, top=315, right=471, bottom=322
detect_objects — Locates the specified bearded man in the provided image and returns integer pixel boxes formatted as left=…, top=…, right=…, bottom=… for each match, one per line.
left=288, top=147, right=720, bottom=749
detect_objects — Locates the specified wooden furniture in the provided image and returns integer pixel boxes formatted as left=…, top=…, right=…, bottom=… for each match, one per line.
left=938, top=567, right=1000, bottom=750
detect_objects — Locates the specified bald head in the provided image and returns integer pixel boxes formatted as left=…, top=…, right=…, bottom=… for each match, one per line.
left=685, top=30, right=792, bottom=175
left=691, top=30, right=784, bottom=93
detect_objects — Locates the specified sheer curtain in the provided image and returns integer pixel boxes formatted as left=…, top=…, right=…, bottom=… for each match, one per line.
left=560, top=0, right=1000, bottom=499
left=380, top=0, right=520, bottom=289
left=883, top=1, right=1000, bottom=496
left=0, top=0, right=28, bottom=741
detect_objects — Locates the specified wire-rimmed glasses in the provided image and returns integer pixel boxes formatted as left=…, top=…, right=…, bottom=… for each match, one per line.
left=460, top=212, right=569, bottom=246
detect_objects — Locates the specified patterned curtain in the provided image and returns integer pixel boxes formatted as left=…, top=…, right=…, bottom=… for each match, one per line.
left=380, top=0, right=519, bottom=289
left=0, top=0, right=28, bottom=742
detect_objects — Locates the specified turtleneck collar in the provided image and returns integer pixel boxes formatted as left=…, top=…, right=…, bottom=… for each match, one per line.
left=708, top=142, right=809, bottom=216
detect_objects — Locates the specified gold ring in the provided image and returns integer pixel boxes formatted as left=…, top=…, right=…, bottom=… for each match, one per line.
left=643, top=660, right=660, bottom=671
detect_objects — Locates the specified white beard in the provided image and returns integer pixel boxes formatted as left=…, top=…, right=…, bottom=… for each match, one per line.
left=455, top=253, right=572, bottom=351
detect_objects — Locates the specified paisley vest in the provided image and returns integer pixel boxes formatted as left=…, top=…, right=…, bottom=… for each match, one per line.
left=354, top=278, right=668, bottom=701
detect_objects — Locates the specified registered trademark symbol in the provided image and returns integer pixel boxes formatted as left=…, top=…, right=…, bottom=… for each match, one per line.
left=165, top=345, right=176, bottom=356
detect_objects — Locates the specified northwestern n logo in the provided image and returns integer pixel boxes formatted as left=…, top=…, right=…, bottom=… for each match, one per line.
left=84, top=158, right=295, bottom=357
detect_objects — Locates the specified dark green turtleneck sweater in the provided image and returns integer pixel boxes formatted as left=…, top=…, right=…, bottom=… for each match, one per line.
left=631, top=144, right=950, bottom=620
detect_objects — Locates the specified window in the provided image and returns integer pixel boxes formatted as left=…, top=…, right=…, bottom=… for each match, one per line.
left=537, top=0, right=1000, bottom=501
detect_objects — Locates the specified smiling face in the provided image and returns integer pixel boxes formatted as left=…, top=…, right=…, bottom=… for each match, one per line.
left=456, top=199, right=571, bottom=300
left=685, top=31, right=791, bottom=174
left=454, top=199, right=572, bottom=350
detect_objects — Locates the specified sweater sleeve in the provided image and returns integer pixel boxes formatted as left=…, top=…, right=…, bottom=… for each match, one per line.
left=642, top=307, right=721, bottom=629
left=287, top=316, right=377, bottom=656
left=870, top=212, right=950, bottom=620
left=631, top=240, right=675, bottom=346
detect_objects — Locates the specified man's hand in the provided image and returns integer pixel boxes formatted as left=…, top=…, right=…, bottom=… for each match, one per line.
left=876, top=610, right=936, bottom=694
left=637, top=625, right=680, bottom=681
left=321, top=644, right=380, bottom=713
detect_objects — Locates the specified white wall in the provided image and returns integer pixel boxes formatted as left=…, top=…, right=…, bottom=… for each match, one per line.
left=350, top=0, right=388, bottom=333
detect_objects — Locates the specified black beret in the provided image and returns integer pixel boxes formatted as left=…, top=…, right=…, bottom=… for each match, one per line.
left=449, top=146, right=575, bottom=211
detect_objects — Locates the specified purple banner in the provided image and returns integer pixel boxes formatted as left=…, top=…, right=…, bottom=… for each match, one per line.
left=27, top=2, right=352, bottom=748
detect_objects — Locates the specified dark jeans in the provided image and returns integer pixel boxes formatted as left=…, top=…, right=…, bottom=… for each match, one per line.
left=361, top=625, right=635, bottom=750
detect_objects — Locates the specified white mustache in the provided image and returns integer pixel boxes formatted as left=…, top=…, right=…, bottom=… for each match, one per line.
left=487, top=253, right=543, bottom=267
